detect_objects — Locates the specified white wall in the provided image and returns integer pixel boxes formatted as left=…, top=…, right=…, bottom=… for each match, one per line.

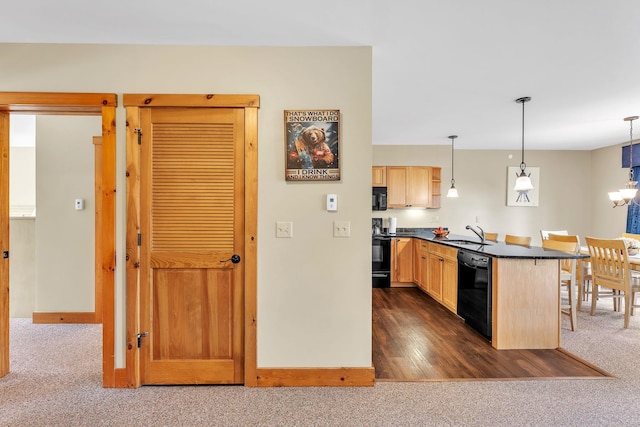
left=590, top=143, right=631, bottom=238
left=35, top=116, right=98, bottom=312
left=1, top=43, right=372, bottom=369
left=373, top=145, right=626, bottom=247
left=9, top=146, right=35, bottom=215
left=9, top=218, right=35, bottom=317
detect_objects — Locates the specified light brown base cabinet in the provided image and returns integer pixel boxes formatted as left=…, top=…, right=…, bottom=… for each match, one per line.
left=413, top=240, right=429, bottom=292
left=426, top=242, right=458, bottom=312
left=391, top=238, right=415, bottom=287
left=404, top=239, right=457, bottom=312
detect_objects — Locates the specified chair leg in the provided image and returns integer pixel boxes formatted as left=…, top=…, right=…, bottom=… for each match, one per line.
left=577, top=280, right=583, bottom=312
left=624, top=292, right=631, bottom=329
left=591, top=283, right=598, bottom=316
left=584, top=279, right=591, bottom=301
left=568, top=279, right=577, bottom=331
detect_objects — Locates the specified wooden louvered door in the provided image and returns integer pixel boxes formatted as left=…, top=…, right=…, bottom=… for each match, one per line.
left=139, top=107, right=244, bottom=385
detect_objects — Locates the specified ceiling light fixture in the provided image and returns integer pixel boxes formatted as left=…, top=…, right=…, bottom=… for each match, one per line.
left=513, top=96, right=533, bottom=202
left=609, top=115, right=640, bottom=207
left=447, top=135, right=458, bottom=198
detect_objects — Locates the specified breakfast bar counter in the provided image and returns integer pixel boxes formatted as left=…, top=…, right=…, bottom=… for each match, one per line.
left=387, top=229, right=588, bottom=350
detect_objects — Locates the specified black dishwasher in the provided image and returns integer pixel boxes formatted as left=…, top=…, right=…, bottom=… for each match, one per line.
left=457, top=250, right=492, bottom=339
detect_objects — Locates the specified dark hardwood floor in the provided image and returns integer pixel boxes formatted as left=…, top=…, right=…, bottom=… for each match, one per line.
left=372, top=287, right=610, bottom=381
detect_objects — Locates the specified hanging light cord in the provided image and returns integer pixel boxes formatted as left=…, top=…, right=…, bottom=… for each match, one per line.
left=629, top=118, right=635, bottom=182
left=520, top=99, right=526, bottom=172
left=450, top=136, right=455, bottom=186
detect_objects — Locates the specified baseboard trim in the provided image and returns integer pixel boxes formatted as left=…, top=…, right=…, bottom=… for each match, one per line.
left=32, top=312, right=99, bottom=324
left=255, top=367, right=375, bottom=387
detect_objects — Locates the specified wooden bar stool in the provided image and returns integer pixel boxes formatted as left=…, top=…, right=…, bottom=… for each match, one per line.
left=505, top=234, right=531, bottom=246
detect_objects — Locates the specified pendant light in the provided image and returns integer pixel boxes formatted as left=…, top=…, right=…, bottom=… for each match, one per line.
left=446, top=135, right=459, bottom=197
left=609, top=115, right=640, bottom=207
left=513, top=97, right=533, bottom=201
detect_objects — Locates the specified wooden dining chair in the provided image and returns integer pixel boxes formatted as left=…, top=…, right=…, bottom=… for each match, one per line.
left=548, top=234, right=592, bottom=310
left=542, top=238, right=579, bottom=330
left=484, top=232, right=498, bottom=242
left=505, top=234, right=531, bottom=246
left=540, top=229, right=568, bottom=240
left=622, top=232, right=640, bottom=241
left=585, top=236, right=640, bottom=328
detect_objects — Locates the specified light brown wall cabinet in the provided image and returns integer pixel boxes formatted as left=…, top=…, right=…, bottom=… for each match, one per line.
left=391, top=238, right=414, bottom=286
left=372, top=166, right=387, bottom=186
left=385, top=166, right=441, bottom=208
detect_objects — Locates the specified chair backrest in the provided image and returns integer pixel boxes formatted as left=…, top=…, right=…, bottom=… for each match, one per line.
left=505, top=234, right=531, bottom=246
left=540, top=229, right=568, bottom=240
left=484, top=232, right=498, bottom=242
left=622, top=232, right=640, bottom=241
left=585, top=236, right=631, bottom=293
left=542, top=238, right=578, bottom=273
left=548, top=233, right=581, bottom=245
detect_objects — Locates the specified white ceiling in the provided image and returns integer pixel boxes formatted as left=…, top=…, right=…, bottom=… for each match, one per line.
left=2, top=0, right=639, bottom=150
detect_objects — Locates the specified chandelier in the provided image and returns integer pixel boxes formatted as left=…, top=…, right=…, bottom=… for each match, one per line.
left=609, top=116, right=640, bottom=207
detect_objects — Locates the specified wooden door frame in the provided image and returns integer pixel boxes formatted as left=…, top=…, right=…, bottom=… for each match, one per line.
left=0, top=92, right=117, bottom=385
left=123, top=94, right=259, bottom=388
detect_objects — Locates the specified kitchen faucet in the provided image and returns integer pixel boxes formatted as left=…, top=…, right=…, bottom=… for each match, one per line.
left=466, top=225, right=485, bottom=242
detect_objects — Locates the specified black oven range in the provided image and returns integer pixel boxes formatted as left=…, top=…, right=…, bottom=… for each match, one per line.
left=372, top=218, right=391, bottom=288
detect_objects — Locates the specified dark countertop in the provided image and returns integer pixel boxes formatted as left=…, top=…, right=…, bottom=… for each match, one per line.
left=376, top=228, right=588, bottom=260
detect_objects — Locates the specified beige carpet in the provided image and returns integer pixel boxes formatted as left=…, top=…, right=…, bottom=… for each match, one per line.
left=1, top=298, right=639, bottom=426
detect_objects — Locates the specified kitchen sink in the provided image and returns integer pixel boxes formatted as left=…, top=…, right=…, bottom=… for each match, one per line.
left=445, top=239, right=494, bottom=246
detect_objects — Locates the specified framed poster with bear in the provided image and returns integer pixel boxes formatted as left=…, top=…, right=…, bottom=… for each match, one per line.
left=285, top=109, right=340, bottom=181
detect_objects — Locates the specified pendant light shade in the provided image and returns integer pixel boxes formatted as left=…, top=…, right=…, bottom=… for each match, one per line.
left=514, top=96, right=533, bottom=194
left=609, top=115, right=640, bottom=207
left=514, top=170, right=534, bottom=191
left=446, top=135, right=458, bottom=198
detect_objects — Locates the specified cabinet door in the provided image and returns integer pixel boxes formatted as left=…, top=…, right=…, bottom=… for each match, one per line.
left=407, top=167, right=431, bottom=207
left=392, top=238, right=413, bottom=284
left=372, top=166, right=387, bottom=187
left=427, top=254, right=443, bottom=300
left=418, top=252, right=429, bottom=292
left=441, top=258, right=458, bottom=312
left=413, top=239, right=422, bottom=285
left=386, top=167, right=408, bottom=207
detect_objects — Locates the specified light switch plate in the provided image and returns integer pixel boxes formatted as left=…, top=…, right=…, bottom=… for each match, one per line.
left=276, top=221, right=293, bottom=238
left=333, top=220, right=350, bottom=237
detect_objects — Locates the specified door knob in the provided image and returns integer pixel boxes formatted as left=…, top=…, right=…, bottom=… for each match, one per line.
left=221, top=254, right=241, bottom=264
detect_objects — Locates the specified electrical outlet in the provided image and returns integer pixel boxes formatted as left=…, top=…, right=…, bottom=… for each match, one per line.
left=333, top=220, right=350, bottom=237
left=276, top=221, right=293, bottom=238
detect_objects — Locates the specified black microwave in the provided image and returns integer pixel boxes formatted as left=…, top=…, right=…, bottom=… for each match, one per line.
left=372, top=187, right=387, bottom=211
